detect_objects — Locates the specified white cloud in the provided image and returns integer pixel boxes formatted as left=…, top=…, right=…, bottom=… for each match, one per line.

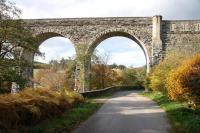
left=95, top=37, right=146, bottom=67
left=13, top=0, right=200, bottom=19
left=13, top=0, right=200, bottom=66
left=34, top=37, right=76, bottom=63
left=109, top=51, right=146, bottom=67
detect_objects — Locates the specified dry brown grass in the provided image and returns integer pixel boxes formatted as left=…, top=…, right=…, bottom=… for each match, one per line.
left=0, top=88, right=84, bottom=132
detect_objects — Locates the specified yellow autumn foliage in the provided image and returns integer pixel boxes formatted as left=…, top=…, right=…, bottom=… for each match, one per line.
left=148, top=51, right=190, bottom=92
left=166, top=53, right=200, bottom=108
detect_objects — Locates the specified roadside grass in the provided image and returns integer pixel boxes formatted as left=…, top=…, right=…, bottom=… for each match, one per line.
left=28, top=101, right=102, bottom=133
left=27, top=89, right=144, bottom=132
left=27, top=92, right=114, bottom=133
left=142, top=91, right=200, bottom=133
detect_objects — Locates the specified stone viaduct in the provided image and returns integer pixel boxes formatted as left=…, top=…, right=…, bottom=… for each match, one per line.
left=21, top=16, right=200, bottom=92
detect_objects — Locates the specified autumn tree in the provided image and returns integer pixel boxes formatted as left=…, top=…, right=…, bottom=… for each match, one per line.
left=90, top=49, right=147, bottom=90
left=91, top=50, right=113, bottom=89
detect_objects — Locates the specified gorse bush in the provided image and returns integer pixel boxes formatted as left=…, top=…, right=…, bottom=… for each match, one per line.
left=148, top=52, right=190, bottom=93
left=0, top=88, right=84, bottom=132
left=166, top=53, right=200, bottom=108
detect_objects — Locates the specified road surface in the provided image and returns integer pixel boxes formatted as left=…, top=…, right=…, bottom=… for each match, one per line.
left=73, top=91, right=171, bottom=133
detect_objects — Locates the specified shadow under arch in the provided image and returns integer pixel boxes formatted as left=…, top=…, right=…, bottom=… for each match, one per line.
left=87, top=31, right=150, bottom=73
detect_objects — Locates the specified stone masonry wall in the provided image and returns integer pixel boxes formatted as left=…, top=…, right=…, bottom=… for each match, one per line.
left=162, top=20, right=200, bottom=57
left=22, top=16, right=200, bottom=92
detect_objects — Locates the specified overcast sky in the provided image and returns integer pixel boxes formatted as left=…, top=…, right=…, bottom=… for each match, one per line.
left=13, top=0, right=200, bottom=67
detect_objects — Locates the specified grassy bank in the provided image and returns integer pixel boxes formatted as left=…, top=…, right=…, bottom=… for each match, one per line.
left=142, top=91, right=200, bottom=133
left=28, top=101, right=102, bottom=133
left=28, top=92, right=114, bottom=133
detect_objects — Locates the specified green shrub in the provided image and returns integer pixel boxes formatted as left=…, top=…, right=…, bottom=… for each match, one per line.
left=148, top=52, right=190, bottom=93
left=166, top=54, right=200, bottom=108
left=0, top=88, right=84, bottom=131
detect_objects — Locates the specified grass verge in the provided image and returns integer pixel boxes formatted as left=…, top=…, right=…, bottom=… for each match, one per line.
left=142, top=91, right=200, bottom=133
left=27, top=92, right=114, bottom=133
left=28, top=101, right=102, bottom=133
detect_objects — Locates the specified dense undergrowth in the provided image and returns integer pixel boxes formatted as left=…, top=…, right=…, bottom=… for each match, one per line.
left=147, top=52, right=200, bottom=109
left=166, top=54, right=200, bottom=108
left=28, top=100, right=102, bottom=132
left=0, top=88, right=84, bottom=132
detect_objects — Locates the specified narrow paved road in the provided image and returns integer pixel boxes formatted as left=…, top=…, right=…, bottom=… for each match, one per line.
left=74, top=91, right=171, bottom=133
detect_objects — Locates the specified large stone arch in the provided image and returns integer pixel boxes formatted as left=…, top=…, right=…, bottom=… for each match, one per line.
left=78, top=30, right=151, bottom=91
left=86, top=30, right=150, bottom=73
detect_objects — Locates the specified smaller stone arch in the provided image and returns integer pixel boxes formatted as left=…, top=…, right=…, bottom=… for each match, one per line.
left=21, top=31, right=77, bottom=87
left=87, top=30, right=150, bottom=73
left=22, top=31, right=78, bottom=62
left=32, top=32, right=78, bottom=59
left=34, top=32, right=72, bottom=47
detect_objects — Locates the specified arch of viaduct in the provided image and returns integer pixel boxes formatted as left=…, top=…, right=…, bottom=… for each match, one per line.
left=21, top=16, right=200, bottom=92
